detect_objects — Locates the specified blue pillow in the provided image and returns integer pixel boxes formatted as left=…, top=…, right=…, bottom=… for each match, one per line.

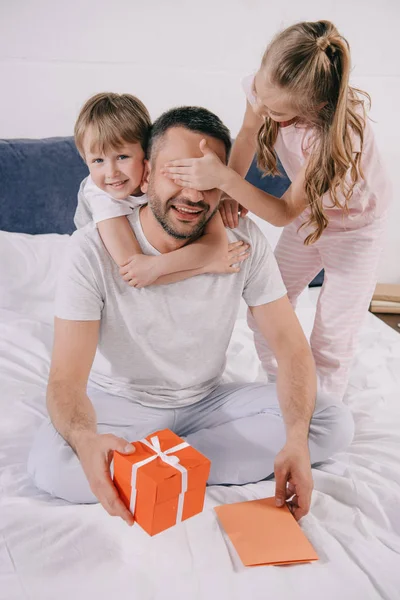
left=0, top=137, right=88, bottom=235
left=245, top=155, right=290, bottom=197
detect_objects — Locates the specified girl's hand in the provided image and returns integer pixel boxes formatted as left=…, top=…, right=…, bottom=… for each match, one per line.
left=219, top=196, right=249, bottom=229
left=120, top=254, right=162, bottom=288
left=162, top=139, right=228, bottom=191
left=205, top=240, right=250, bottom=275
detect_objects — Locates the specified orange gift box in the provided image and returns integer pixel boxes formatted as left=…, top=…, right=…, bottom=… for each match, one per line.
left=113, top=428, right=211, bottom=536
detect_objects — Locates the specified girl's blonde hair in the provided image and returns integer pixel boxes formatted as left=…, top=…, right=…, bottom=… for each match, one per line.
left=74, top=92, right=151, bottom=159
left=257, top=20, right=370, bottom=244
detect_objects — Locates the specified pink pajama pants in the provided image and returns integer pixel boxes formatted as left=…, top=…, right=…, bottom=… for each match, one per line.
left=248, top=216, right=386, bottom=402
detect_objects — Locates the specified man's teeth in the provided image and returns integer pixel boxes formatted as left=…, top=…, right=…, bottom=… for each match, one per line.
left=175, top=206, right=201, bottom=214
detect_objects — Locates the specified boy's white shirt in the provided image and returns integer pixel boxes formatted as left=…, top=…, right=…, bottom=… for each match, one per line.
left=74, top=175, right=147, bottom=229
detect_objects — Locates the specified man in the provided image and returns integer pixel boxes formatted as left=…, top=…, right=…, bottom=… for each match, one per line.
left=28, top=107, right=354, bottom=525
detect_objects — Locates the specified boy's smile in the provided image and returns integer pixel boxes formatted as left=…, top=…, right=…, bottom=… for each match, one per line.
left=83, top=127, right=145, bottom=199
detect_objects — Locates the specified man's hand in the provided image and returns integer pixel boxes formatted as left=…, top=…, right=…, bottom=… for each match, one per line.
left=204, top=240, right=250, bottom=275
left=219, top=196, right=249, bottom=229
left=274, top=441, right=314, bottom=521
left=75, top=431, right=136, bottom=525
left=120, top=254, right=162, bottom=288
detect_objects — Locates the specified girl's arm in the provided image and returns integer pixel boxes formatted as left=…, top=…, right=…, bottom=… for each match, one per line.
left=162, top=140, right=309, bottom=227
left=220, top=101, right=263, bottom=228
left=229, top=100, right=263, bottom=177
left=220, top=160, right=309, bottom=227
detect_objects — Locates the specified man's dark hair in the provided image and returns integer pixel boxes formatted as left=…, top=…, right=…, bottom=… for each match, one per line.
left=147, top=106, right=232, bottom=163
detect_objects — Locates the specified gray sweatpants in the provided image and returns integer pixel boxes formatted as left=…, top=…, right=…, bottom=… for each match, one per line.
left=27, top=382, right=354, bottom=504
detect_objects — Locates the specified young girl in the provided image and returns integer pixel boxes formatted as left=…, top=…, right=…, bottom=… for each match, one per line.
left=73, top=92, right=248, bottom=289
left=162, top=20, right=391, bottom=401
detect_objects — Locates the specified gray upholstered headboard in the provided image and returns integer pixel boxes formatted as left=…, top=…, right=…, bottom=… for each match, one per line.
left=0, top=136, right=289, bottom=235
left=0, top=135, right=323, bottom=285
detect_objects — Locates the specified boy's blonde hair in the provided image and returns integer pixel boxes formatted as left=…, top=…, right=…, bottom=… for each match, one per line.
left=257, top=20, right=370, bottom=245
left=74, top=92, right=151, bottom=159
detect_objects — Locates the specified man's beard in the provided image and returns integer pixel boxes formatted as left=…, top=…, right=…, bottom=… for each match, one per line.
left=147, top=181, right=218, bottom=240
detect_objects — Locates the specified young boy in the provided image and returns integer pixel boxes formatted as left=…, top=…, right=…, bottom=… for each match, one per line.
left=73, top=92, right=248, bottom=287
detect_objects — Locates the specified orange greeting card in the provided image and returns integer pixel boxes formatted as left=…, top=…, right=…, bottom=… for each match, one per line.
left=214, top=497, right=318, bottom=566
left=114, top=429, right=211, bottom=536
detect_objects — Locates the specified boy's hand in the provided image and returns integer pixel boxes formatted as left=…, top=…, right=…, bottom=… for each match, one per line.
left=120, top=255, right=162, bottom=288
left=219, top=196, right=249, bottom=229
left=204, top=240, right=250, bottom=275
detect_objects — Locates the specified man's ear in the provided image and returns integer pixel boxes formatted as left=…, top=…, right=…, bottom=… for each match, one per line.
left=141, top=159, right=151, bottom=193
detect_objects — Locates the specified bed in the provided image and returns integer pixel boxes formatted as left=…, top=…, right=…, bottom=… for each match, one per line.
left=1, top=138, right=400, bottom=600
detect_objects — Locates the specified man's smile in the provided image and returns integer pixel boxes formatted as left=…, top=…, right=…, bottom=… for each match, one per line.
left=170, top=202, right=206, bottom=221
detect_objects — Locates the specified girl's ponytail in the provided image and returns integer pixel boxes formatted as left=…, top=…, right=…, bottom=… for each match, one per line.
left=257, top=118, right=280, bottom=176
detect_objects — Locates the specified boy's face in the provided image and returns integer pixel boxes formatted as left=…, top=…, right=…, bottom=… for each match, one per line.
left=83, top=127, right=145, bottom=199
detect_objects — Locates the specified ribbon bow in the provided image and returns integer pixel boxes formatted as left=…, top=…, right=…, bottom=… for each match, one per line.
left=129, top=435, right=189, bottom=521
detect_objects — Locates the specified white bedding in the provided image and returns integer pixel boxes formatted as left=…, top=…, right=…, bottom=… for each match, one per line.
left=1, top=231, right=400, bottom=600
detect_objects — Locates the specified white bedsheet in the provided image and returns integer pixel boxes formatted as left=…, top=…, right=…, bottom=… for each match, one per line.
left=1, top=232, right=400, bottom=600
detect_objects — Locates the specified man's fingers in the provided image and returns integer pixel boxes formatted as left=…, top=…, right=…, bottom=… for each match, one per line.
left=285, top=481, right=296, bottom=499
left=94, top=472, right=134, bottom=526
left=98, top=436, right=136, bottom=525
left=289, top=495, right=308, bottom=521
left=240, top=205, right=249, bottom=218
left=274, top=465, right=289, bottom=507
left=102, top=434, right=135, bottom=455
left=292, top=505, right=308, bottom=521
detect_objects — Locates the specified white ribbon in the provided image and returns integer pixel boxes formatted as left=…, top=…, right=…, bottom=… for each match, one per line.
left=130, top=435, right=189, bottom=523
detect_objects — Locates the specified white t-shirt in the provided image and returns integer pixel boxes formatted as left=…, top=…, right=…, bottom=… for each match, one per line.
left=74, top=175, right=146, bottom=228
left=56, top=208, right=287, bottom=408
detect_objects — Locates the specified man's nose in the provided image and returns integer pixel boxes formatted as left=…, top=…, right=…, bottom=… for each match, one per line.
left=181, top=187, right=205, bottom=202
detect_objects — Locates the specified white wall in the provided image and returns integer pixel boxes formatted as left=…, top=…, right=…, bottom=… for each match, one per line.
left=1, top=0, right=399, bottom=281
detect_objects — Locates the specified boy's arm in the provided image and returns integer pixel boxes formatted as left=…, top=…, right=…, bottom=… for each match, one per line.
left=154, top=211, right=227, bottom=277
left=120, top=212, right=249, bottom=287
left=97, top=216, right=141, bottom=266
left=97, top=210, right=227, bottom=272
